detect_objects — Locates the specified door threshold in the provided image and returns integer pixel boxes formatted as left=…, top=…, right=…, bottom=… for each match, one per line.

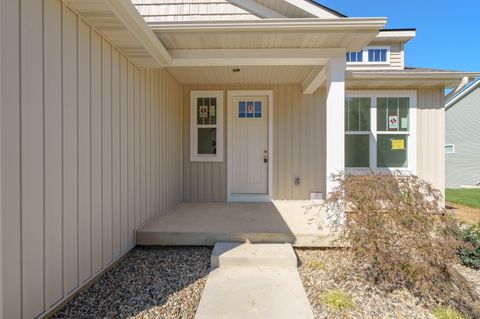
left=228, top=194, right=271, bottom=202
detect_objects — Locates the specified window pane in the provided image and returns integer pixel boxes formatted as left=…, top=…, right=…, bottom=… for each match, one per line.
left=345, top=134, right=370, bottom=167
left=381, top=49, right=387, bottom=61
left=239, top=101, right=246, bottom=118
left=359, top=98, right=370, bottom=131
left=398, top=98, right=409, bottom=131
left=197, top=98, right=217, bottom=125
left=445, top=144, right=455, bottom=154
left=377, top=98, right=387, bottom=131
left=254, top=101, right=262, bottom=118
left=348, top=98, right=359, bottom=131
left=377, top=97, right=409, bottom=132
left=387, top=98, right=399, bottom=131
left=377, top=134, right=408, bottom=168
left=346, top=97, right=370, bottom=131
left=198, top=128, right=217, bottom=155
left=368, top=50, right=374, bottom=62
left=357, top=51, right=363, bottom=62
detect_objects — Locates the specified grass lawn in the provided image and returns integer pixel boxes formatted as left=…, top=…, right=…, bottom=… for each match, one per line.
left=446, top=189, right=480, bottom=209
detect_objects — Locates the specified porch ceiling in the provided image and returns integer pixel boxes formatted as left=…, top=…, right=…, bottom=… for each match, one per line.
left=167, top=65, right=314, bottom=85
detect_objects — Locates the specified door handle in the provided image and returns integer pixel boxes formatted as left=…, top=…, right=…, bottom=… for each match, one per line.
left=264, top=150, right=268, bottom=163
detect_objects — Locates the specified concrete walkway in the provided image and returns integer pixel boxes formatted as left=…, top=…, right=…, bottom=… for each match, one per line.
left=195, top=242, right=315, bottom=319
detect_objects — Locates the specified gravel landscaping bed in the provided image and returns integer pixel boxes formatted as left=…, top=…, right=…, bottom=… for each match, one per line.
left=52, top=246, right=212, bottom=319
left=297, top=249, right=438, bottom=319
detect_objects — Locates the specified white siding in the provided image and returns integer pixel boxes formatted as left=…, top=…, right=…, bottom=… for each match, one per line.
left=0, top=1, right=183, bottom=318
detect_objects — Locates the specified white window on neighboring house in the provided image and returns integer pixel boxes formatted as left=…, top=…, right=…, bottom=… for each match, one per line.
left=190, top=91, right=224, bottom=162
left=345, top=91, right=417, bottom=173
left=445, top=144, right=455, bottom=154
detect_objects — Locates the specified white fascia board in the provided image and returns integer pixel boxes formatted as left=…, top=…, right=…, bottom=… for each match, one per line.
left=446, top=78, right=480, bottom=109
left=150, top=18, right=387, bottom=32
left=104, top=0, right=172, bottom=66
left=349, top=71, right=480, bottom=79
left=375, top=30, right=416, bottom=42
left=168, top=48, right=345, bottom=67
left=228, top=0, right=286, bottom=18
left=302, top=66, right=327, bottom=94
left=282, top=0, right=340, bottom=18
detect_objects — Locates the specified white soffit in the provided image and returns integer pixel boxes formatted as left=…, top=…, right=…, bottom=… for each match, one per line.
left=63, top=0, right=171, bottom=67
left=347, top=71, right=480, bottom=89
left=167, top=65, right=314, bottom=85
left=151, top=18, right=387, bottom=51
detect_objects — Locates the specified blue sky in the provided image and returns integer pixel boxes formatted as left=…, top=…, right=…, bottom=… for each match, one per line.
left=316, top=1, right=480, bottom=72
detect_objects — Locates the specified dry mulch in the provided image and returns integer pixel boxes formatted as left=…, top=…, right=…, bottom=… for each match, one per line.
left=52, top=246, right=212, bottom=319
left=297, top=248, right=465, bottom=319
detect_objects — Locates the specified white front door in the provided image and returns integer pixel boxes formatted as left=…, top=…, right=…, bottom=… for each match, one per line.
left=231, top=96, right=269, bottom=194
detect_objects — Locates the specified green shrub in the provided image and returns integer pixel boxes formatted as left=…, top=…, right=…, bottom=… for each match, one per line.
left=431, top=306, right=466, bottom=319
left=321, top=290, right=355, bottom=311
left=458, top=223, right=480, bottom=269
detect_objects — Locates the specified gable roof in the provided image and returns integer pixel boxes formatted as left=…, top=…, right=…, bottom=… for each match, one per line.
left=132, top=0, right=346, bottom=23
left=446, top=78, right=480, bottom=109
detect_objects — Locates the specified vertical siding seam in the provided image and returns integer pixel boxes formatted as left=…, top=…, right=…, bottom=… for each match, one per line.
left=18, top=1, right=24, bottom=316
left=60, top=2, right=65, bottom=300
left=110, top=45, right=114, bottom=260
left=41, top=0, right=46, bottom=310
left=75, top=10, right=80, bottom=292
left=89, top=27, right=93, bottom=278
left=99, top=36, right=103, bottom=267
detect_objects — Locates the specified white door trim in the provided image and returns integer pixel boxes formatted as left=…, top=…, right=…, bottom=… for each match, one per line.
left=227, top=90, right=274, bottom=202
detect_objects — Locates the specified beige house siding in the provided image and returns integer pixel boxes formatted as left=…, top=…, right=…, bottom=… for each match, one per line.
left=347, top=42, right=404, bottom=71
left=0, top=1, right=182, bottom=318
left=133, top=0, right=259, bottom=22
left=182, top=84, right=326, bottom=201
left=417, top=88, right=445, bottom=194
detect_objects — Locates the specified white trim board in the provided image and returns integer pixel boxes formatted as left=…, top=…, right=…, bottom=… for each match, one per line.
left=227, top=90, right=274, bottom=202
left=190, top=91, right=224, bottom=162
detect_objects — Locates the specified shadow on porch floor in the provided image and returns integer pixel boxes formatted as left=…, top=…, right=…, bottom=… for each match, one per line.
left=136, top=202, right=339, bottom=247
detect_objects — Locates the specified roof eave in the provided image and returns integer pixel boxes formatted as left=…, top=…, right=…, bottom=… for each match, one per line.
left=445, top=79, right=480, bottom=108
left=149, top=17, right=387, bottom=32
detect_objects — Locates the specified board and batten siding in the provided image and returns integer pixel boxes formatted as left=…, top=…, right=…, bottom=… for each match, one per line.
left=417, top=88, right=445, bottom=194
left=445, top=87, right=480, bottom=188
left=0, top=1, right=182, bottom=318
left=183, top=85, right=326, bottom=201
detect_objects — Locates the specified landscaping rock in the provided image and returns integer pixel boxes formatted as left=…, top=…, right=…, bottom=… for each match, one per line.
left=296, top=249, right=436, bottom=319
left=52, top=246, right=212, bottom=319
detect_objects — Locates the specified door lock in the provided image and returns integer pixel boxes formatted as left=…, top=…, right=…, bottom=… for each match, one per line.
left=264, top=150, right=268, bottom=163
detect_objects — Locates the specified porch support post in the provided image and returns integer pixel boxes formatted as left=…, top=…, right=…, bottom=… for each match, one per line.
left=325, top=56, right=346, bottom=198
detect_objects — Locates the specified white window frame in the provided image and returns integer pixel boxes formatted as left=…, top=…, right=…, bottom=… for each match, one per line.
left=445, top=144, right=455, bottom=154
left=190, top=91, right=224, bottom=162
left=347, top=46, right=390, bottom=65
left=345, top=90, right=417, bottom=174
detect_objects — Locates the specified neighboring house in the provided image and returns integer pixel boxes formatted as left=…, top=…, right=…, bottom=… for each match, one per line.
left=445, top=79, right=480, bottom=188
left=1, top=1, right=479, bottom=318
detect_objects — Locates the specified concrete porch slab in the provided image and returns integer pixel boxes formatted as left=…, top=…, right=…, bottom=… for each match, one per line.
left=136, top=201, right=339, bottom=247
